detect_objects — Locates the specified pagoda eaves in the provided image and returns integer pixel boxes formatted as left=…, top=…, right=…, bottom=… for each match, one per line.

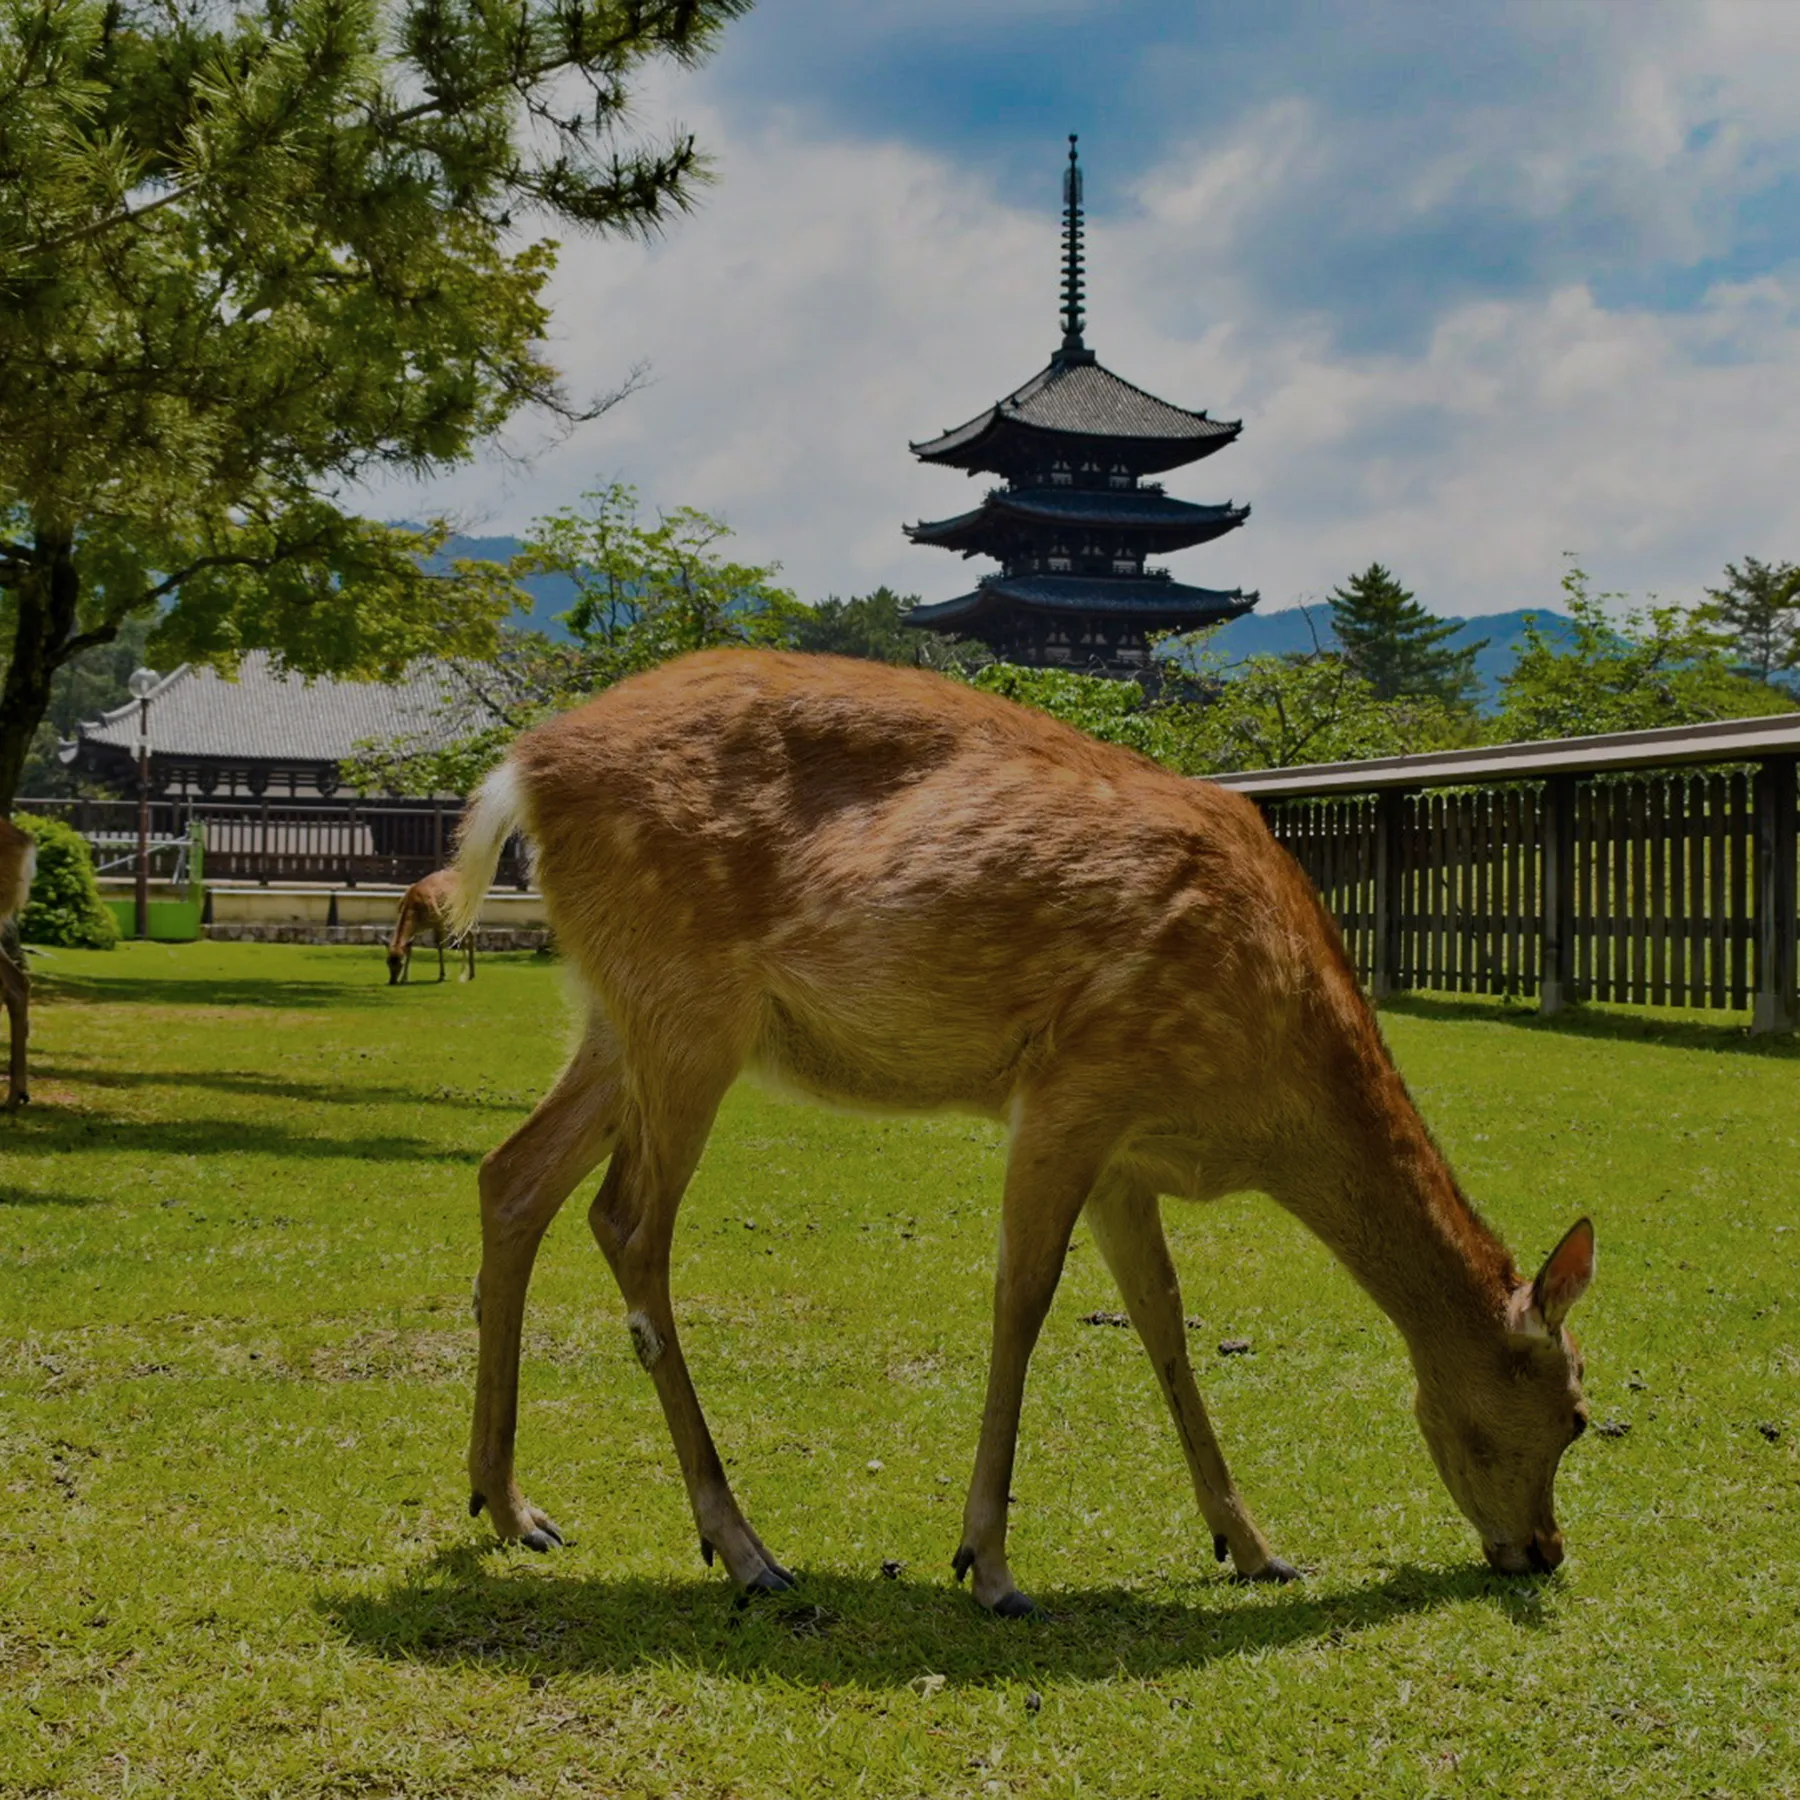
left=910, top=571, right=1257, bottom=628
left=908, top=488, right=1248, bottom=559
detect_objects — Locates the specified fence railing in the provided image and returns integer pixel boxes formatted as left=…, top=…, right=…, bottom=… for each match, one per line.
left=1212, top=714, right=1800, bottom=1032
left=16, top=796, right=531, bottom=891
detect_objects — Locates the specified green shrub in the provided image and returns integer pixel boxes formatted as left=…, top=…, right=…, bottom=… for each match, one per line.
left=12, top=812, right=118, bottom=949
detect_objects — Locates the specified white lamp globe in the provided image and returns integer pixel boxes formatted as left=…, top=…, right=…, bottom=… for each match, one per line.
left=127, top=667, right=160, bottom=700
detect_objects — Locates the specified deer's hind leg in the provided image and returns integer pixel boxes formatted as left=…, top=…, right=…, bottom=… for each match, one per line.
left=586, top=1039, right=792, bottom=1594
left=1, top=940, right=27, bottom=1110
left=1083, top=1176, right=1296, bottom=1582
left=469, top=1013, right=625, bottom=1547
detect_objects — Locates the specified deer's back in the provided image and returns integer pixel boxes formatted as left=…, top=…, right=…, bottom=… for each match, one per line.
left=407, top=868, right=460, bottom=925
left=512, top=652, right=1355, bottom=1123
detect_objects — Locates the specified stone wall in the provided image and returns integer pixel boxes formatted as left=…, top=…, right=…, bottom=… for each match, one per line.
left=203, top=922, right=552, bottom=951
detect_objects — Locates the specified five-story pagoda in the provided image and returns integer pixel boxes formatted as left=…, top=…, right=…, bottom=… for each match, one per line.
left=904, top=138, right=1257, bottom=676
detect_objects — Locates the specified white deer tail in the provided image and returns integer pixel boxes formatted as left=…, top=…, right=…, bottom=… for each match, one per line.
left=448, top=760, right=528, bottom=941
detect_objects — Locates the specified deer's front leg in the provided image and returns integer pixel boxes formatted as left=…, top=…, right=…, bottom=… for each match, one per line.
left=469, top=1022, right=622, bottom=1546
left=955, top=1114, right=1104, bottom=1616
left=1083, top=1178, right=1297, bottom=1583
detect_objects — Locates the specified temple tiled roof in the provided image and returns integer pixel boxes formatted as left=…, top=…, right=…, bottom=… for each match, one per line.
left=912, top=358, right=1241, bottom=468
left=65, top=652, right=481, bottom=764
left=905, top=572, right=1256, bottom=627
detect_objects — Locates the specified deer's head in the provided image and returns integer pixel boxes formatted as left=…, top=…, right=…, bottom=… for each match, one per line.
left=1412, top=1217, right=1595, bottom=1574
left=387, top=948, right=406, bottom=985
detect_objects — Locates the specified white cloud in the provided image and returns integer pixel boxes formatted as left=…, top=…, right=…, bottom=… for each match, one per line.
left=364, top=62, right=1800, bottom=624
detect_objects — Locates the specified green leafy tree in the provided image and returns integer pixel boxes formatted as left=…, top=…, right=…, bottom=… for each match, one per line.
left=1494, top=561, right=1797, bottom=742
left=1698, top=556, right=1800, bottom=686
left=969, top=664, right=1202, bottom=768
left=517, top=483, right=803, bottom=683
left=1178, top=651, right=1478, bottom=773
left=966, top=643, right=1475, bottom=778
left=0, top=0, right=749, bottom=812
left=351, top=485, right=800, bottom=795
left=789, top=586, right=982, bottom=669
left=792, top=587, right=923, bottom=662
left=1328, top=563, right=1484, bottom=707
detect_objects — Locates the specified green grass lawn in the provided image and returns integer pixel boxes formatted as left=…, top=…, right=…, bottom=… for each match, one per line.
left=2, top=942, right=1797, bottom=1798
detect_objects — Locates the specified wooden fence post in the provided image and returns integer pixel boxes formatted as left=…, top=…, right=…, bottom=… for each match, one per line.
left=1540, top=773, right=1576, bottom=1016
left=1371, top=788, right=1404, bottom=1000
left=1752, top=753, right=1799, bottom=1034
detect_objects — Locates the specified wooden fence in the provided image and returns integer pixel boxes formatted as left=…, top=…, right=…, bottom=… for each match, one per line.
left=1215, top=717, right=1800, bottom=1033
left=16, top=795, right=531, bottom=891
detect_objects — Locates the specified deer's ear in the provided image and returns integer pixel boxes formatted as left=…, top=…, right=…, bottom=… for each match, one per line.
left=1531, top=1217, right=1595, bottom=1331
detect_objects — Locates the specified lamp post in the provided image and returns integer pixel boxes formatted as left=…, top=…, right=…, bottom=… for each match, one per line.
left=127, top=668, right=160, bottom=940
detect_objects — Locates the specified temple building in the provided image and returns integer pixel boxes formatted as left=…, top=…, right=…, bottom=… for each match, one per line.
left=904, top=138, right=1257, bottom=677
left=59, top=652, right=480, bottom=799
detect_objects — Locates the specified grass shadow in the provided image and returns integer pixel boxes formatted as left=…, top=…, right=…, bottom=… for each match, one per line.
left=28, top=1062, right=527, bottom=1113
left=1, top=1110, right=474, bottom=1166
left=0, top=1182, right=119, bottom=1208
left=1381, top=992, right=1800, bottom=1059
left=33, top=971, right=398, bottom=1011
left=319, top=1545, right=1551, bottom=1686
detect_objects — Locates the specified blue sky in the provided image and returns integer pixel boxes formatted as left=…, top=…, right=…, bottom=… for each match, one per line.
left=368, top=0, right=1800, bottom=620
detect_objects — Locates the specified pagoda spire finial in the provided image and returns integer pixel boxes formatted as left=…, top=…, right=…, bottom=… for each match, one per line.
left=1059, top=133, right=1089, bottom=360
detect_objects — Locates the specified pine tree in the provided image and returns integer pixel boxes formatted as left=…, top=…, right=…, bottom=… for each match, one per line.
left=1699, top=557, right=1800, bottom=686
left=0, top=0, right=749, bottom=811
left=1327, top=564, right=1484, bottom=706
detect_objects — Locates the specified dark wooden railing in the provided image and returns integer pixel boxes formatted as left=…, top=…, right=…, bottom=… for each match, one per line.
left=1213, top=714, right=1800, bottom=1032
left=16, top=796, right=531, bottom=891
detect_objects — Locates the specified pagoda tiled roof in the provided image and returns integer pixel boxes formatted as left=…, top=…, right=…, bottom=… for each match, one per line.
left=905, top=572, right=1256, bottom=628
left=64, top=652, right=482, bottom=766
left=908, top=488, right=1248, bottom=555
left=912, top=356, right=1241, bottom=469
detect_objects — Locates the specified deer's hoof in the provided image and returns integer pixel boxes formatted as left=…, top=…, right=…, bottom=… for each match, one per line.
left=991, top=1589, right=1036, bottom=1619
left=519, top=1522, right=563, bottom=1553
left=1235, top=1555, right=1300, bottom=1584
left=742, top=1564, right=797, bottom=1596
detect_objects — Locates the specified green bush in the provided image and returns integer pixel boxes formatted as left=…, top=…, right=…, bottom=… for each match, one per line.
left=12, top=812, right=118, bottom=949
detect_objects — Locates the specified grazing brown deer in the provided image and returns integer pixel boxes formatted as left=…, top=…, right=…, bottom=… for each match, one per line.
left=387, top=869, right=474, bottom=985
left=450, top=650, right=1595, bottom=1614
left=1, top=816, right=35, bottom=1110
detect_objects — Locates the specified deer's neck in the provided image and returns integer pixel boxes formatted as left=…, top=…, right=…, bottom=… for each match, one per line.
left=1270, top=1030, right=1516, bottom=1356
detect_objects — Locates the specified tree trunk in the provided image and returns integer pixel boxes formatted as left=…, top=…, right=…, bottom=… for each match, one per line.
left=0, top=532, right=81, bottom=816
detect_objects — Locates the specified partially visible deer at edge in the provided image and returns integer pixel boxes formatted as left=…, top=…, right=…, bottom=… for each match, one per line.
left=1, top=817, right=35, bottom=1110
left=449, top=650, right=1595, bottom=1615
left=388, top=869, right=474, bottom=986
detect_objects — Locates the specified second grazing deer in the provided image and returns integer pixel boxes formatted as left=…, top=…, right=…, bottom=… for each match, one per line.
left=449, top=650, right=1595, bottom=1614
left=388, top=869, right=474, bottom=985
